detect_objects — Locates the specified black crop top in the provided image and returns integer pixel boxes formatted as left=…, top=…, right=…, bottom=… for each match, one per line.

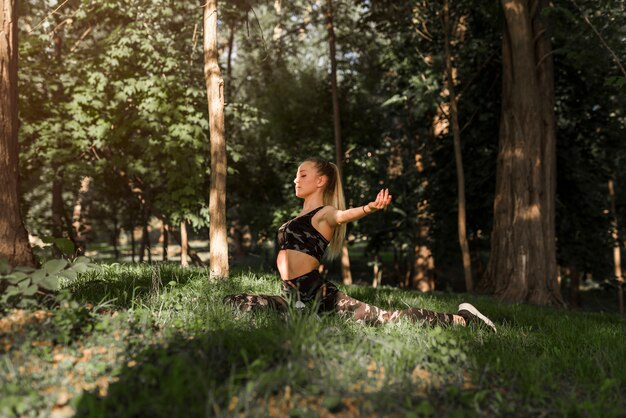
left=277, top=206, right=329, bottom=261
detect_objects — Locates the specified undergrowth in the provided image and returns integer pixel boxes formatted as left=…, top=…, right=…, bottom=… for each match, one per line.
left=1, top=263, right=625, bottom=417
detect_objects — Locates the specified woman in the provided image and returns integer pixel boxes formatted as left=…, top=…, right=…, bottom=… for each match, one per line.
left=225, top=157, right=496, bottom=331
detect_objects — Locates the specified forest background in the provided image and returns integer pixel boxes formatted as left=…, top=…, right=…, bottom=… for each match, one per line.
left=4, top=0, right=626, bottom=310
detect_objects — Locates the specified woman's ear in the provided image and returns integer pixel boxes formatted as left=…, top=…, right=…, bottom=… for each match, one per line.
left=317, top=175, right=328, bottom=189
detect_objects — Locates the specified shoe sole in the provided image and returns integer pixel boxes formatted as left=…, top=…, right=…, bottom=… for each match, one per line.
left=458, top=303, right=497, bottom=333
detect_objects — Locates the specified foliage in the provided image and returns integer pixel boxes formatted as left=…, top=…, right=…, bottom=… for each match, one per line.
left=15, top=0, right=626, bottom=286
left=0, top=256, right=98, bottom=309
left=1, top=266, right=625, bottom=417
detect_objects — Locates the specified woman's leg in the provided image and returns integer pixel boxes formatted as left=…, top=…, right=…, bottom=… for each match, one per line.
left=223, top=293, right=289, bottom=313
left=332, top=291, right=465, bottom=327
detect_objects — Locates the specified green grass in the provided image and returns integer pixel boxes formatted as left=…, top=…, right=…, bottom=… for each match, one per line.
left=1, top=264, right=625, bottom=417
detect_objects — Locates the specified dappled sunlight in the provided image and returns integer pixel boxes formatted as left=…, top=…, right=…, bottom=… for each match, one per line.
left=517, top=203, right=541, bottom=221
left=502, top=0, right=524, bottom=15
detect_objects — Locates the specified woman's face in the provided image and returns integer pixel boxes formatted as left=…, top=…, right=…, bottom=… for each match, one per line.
left=293, top=161, right=324, bottom=198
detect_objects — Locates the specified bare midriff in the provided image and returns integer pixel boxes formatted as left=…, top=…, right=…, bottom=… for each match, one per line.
left=276, top=249, right=320, bottom=281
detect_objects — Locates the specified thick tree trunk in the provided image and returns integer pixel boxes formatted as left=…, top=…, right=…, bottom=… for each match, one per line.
left=0, top=0, right=35, bottom=268
left=325, top=0, right=352, bottom=285
left=204, top=0, right=229, bottom=278
left=442, top=0, right=472, bottom=292
left=479, top=0, right=564, bottom=306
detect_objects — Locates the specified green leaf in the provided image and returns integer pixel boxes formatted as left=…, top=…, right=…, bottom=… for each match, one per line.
left=43, top=259, right=68, bottom=275
left=30, top=269, right=46, bottom=281
left=40, top=276, right=60, bottom=291
left=75, top=256, right=91, bottom=264
left=5, top=286, right=21, bottom=296
left=13, top=266, right=36, bottom=273
left=18, top=279, right=32, bottom=289
left=22, top=284, right=38, bottom=296
left=72, top=263, right=90, bottom=274
left=54, top=239, right=75, bottom=256
left=382, top=94, right=405, bottom=107
left=59, top=270, right=78, bottom=280
left=6, top=272, right=28, bottom=281
left=0, top=258, right=10, bottom=275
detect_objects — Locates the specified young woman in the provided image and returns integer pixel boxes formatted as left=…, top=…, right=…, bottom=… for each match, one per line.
left=225, top=157, right=496, bottom=331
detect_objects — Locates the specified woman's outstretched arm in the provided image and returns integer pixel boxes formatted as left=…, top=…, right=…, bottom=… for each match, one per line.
left=325, top=188, right=392, bottom=227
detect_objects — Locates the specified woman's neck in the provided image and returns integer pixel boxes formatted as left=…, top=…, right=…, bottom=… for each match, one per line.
left=302, top=196, right=325, bottom=213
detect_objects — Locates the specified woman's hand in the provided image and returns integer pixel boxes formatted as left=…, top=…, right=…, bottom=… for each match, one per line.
left=364, top=188, right=392, bottom=213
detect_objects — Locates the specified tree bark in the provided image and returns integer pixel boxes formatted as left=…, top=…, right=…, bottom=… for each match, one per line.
left=130, top=223, right=136, bottom=262
left=180, top=220, right=189, bottom=267
left=568, top=266, right=582, bottom=310
left=479, top=0, right=565, bottom=306
left=51, top=171, right=65, bottom=238
left=204, top=0, right=229, bottom=278
left=608, top=177, right=624, bottom=314
left=442, top=0, right=473, bottom=292
left=162, top=220, right=169, bottom=262
left=325, top=0, right=352, bottom=285
left=72, top=176, right=92, bottom=255
left=0, top=0, right=35, bottom=268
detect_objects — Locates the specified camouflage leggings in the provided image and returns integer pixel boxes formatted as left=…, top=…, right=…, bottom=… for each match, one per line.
left=224, top=270, right=459, bottom=326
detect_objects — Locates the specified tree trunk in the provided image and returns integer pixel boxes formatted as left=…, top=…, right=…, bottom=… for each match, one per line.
left=204, top=0, right=229, bottom=278
left=0, top=0, right=35, bottom=268
left=162, top=220, right=169, bottom=262
left=479, top=0, right=565, bottom=306
left=568, top=266, right=582, bottom=310
left=111, top=215, right=119, bottom=260
left=130, top=223, right=136, bottom=262
left=180, top=220, right=189, bottom=267
left=226, top=23, right=234, bottom=96
left=325, top=0, right=352, bottom=285
left=608, top=177, right=624, bottom=314
left=372, top=254, right=381, bottom=288
left=72, top=176, right=92, bottom=255
left=442, top=0, right=472, bottom=292
left=51, top=171, right=65, bottom=239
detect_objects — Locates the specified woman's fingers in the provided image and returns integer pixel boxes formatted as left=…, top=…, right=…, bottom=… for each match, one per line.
left=367, top=189, right=392, bottom=212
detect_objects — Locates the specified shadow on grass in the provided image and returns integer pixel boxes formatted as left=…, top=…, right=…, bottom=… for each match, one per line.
left=68, top=263, right=211, bottom=309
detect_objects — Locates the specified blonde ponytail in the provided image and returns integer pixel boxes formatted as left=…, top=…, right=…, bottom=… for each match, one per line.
left=304, top=158, right=346, bottom=259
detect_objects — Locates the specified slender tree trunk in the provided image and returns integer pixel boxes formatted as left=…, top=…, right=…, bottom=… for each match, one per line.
left=479, top=0, right=565, bottom=306
left=442, top=0, right=472, bottom=292
left=568, top=266, right=582, bottom=310
left=112, top=215, right=119, bottom=260
left=204, top=0, right=229, bottom=278
left=180, top=220, right=189, bottom=267
left=130, top=223, right=136, bottom=262
left=372, top=254, right=380, bottom=288
left=72, top=176, right=92, bottom=255
left=411, top=152, right=436, bottom=291
left=51, top=172, right=65, bottom=239
left=140, top=221, right=148, bottom=263
left=0, top=0, right=34, bottom=268
left=608, top=177, right=624, bottom=314
left=325, top=0, right=352, bottom=285
left=162, top=220, right=169, bottom=262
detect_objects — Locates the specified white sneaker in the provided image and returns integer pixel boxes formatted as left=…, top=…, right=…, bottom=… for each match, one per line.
left=458, top=303, right=497, bottom=333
